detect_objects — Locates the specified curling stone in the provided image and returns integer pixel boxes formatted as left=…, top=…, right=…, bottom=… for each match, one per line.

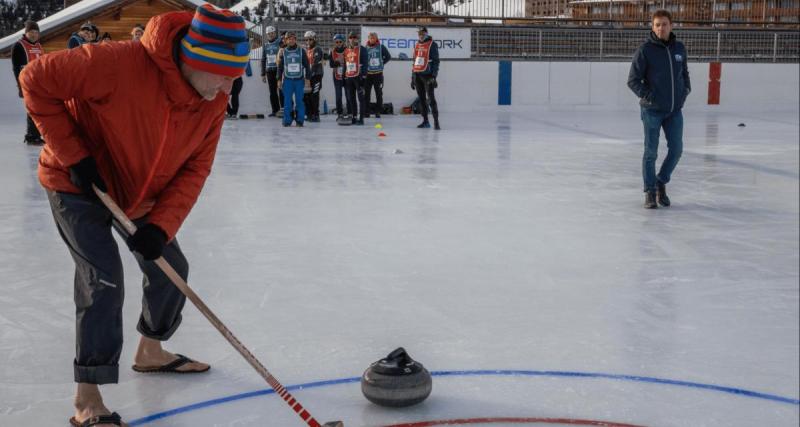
left=361, top=347, right=432, bottom=408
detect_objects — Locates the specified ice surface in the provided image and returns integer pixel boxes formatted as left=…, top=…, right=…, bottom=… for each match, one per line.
left=0, top=108, right=797, bottom=426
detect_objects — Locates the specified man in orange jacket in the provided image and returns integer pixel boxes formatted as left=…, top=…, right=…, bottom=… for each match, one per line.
left=20, top=5, right=249, bottom=426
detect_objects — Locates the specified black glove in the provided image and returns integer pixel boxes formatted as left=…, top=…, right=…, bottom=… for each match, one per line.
left=69, top=156, right=107, bottom=195
left=410, top=77, right=416, bottom=91
left=431, top=77, right=438, bottom=89
left=18, top=86, right=23, bottom=98
left=127, top=223, right=168, bottom=261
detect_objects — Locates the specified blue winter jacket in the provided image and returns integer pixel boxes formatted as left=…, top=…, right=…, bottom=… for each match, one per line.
left=67, top=33, right=88, bottom=49
left=628, top=31, right=691, bottom=113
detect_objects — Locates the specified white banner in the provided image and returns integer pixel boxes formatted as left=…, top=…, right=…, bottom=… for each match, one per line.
left=360, top=26, right=471, bottom=60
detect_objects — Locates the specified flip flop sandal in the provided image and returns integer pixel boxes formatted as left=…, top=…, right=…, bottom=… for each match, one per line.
left=131, top=354, right=210, bottom=374
left=69, top=412, right=123, bottom=426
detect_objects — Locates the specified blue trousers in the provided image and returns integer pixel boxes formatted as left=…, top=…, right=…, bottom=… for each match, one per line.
left=282, top=78, right=305, bottom=125
left=641, top=108, right=683, bottom=192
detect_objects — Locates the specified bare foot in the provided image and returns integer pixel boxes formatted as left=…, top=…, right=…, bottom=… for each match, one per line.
left=133, top=336, right=209, bottom=372
left=73, top=383, right=128, bottom=426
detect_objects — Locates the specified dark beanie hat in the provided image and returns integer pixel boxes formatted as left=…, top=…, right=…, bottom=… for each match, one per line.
left=25, top=20, right=39, bottom=32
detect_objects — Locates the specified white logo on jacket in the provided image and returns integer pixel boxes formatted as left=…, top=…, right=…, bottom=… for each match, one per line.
left=674, top=54, right=684, bottom=62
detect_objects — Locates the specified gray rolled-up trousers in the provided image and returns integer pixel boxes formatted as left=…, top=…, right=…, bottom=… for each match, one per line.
left=47, top=191, right=189, bottom=384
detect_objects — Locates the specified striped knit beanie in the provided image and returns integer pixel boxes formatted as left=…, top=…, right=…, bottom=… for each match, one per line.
left=179, top=4, right=249, bottom=78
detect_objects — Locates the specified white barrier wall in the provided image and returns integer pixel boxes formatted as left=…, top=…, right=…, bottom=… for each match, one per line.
left=3, top=58, right=798, bottom=118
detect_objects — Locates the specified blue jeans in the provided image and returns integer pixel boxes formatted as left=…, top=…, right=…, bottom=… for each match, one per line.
left=641, top=108, right=683, bottom=192
left=282, top=78, right=305, bottom=125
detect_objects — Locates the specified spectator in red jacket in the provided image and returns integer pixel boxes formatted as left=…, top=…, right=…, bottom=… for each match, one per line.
left=11, top=20, right=44, bottom=145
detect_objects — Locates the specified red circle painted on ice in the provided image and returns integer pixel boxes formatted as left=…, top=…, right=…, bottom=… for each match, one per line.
left=383, top=418, right=647, bottom=427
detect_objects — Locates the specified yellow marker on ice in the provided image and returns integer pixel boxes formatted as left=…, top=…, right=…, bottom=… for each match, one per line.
left=375, top=123, right=383, bottom=129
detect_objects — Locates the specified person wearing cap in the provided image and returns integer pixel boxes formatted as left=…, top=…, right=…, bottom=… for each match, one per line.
left=68, top=22, right=98, bottom=48
left=20, top=5, right=249, bottom=425
left=276, top=31, right=310, bottom=127
left=260, top=25, right=282, bottom=117
left=303, top=30, right=325, bottom=123
left=100, top=32, right=112, bottom=43
left=131, top=24, right=145, bottom=41
left=363, top=31, right=391, bottom=119
left=329, top=33, right=347, bottom=119
left=344, top=31, right=368, bottom=125
left=12, top=20, right=44, bottom=145
left=411, top=26, right=440, bottom=130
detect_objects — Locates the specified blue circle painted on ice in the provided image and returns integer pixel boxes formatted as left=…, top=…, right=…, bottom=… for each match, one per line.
left=128, top=369, right=800, bottom=426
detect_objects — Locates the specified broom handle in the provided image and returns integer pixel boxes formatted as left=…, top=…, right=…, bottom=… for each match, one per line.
left=93, top=185, right=329, bottom=427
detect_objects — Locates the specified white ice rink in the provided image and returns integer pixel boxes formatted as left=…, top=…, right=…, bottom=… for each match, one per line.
left=0, top=108, right=798, bottom=426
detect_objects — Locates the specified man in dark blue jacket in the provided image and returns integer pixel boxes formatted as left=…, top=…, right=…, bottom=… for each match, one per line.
left=411, top=26, right=440, bottom=130
left=628, top=9, right=690, bottom=209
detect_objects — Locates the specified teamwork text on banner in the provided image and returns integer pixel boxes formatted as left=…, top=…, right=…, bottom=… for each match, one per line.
left=361, top=26, right=471, bottom=59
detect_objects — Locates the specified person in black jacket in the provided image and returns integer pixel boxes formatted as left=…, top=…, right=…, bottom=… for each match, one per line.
left=260, top=26, right=282, bottom=117
left=411, top=26, right=440, bottom=130
left=328, top=34, right=347, bottom=119
left=344, top=31, right=368, bottom=125
left=11, top=20, right=44, bottom=145
left=628, top=9, right=690, bottom=209
left=303, top=30, right=325, bottom=123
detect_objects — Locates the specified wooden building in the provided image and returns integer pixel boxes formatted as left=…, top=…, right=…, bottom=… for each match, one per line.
left=0, top=0, right=207, bottom=57
left=565, top=0, right=799, bottom=25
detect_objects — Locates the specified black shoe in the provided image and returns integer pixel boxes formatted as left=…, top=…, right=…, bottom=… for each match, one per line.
left=296, top=122, right=304, bottom=127
left=268, top=112, right=277, bottom=117
left=282, top=122, right=291, bottom=127
left=656, top=181, right=670, bottom=207
left=310, top=116, right=320, bottom=123
left=417, top=121, right=431, bottom=129
left=375, top=113, right=381, bottom=119
left=24, top=136, right=43, bottom=145
left=434, top=120, right=441, bottom=130
left=644, top=191, right=658, bottom=209
left=355, top=119, right=364, bottom=126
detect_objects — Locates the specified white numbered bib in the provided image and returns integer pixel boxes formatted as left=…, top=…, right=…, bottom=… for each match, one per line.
left=346, top=62, right=357, bottom=73
left=337, top=66, right=344, bottom=75
left=369, top=58, right=381, bottom=67
left=267, top=54, right=277, bottom=64
left=288, top=63, right=300, bottom=73
left=414, top=56, right=425, bottom=66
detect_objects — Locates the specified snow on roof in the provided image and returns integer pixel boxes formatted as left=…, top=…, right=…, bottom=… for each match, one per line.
left=0, top=0, right=209, bottom=53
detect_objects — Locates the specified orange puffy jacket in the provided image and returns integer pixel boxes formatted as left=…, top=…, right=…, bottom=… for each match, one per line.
left=20, top=11, right=227, bottom=240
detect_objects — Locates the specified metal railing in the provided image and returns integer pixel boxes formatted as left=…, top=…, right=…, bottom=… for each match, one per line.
left=251, top=21, right=800, bottom=63
left=250, top=0, right=800, bottom=27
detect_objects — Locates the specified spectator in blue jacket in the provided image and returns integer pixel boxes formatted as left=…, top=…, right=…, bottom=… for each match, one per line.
left=364, top=32, right=391, bottom=119
left=68, top=22, right=98, bottom=49
left=277, top=32, right=310, bottom=127
left=628, top=9, right=690, bottom=209
left=411, top=26, right=440, bottom=130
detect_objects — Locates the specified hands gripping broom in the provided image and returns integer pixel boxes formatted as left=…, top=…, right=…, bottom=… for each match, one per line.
left=93, top=185, right=343, bottom=427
